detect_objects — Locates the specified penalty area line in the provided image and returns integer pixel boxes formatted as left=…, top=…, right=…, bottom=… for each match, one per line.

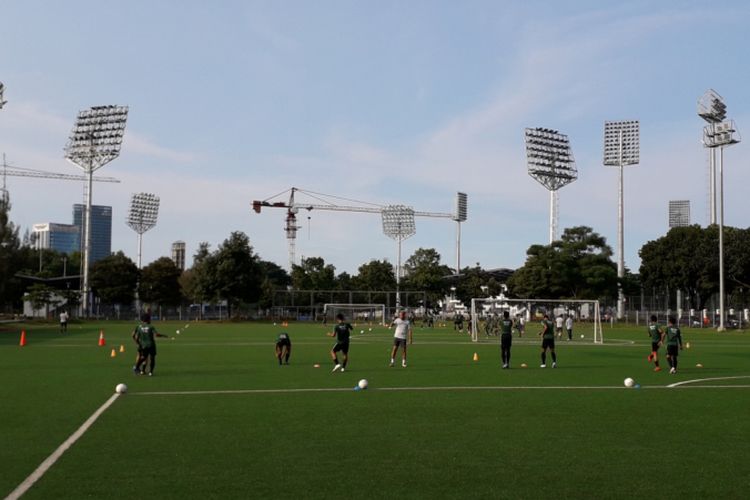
left=5, top=393, right=121, bottom=500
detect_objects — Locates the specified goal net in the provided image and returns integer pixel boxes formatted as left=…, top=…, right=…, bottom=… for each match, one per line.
left=323, top=303, right=387, bottom=326
left=470, top=297, right=603, bottom=344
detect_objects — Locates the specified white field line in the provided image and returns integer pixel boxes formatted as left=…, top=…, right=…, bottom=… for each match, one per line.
left=130, top=383, right=750, bottom=397
left=666, top=375, right=750, bottom=388
left=4, top=393, right=121, bottom=500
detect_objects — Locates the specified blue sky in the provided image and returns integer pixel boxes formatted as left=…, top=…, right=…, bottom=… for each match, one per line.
left=1, top=0, right=749, bottom=275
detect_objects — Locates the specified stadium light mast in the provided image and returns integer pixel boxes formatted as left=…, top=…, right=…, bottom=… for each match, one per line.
left=453, top=192, right=468, bottom=274
left=604, top=120, right=640, bottom=320
left=127, top=192, right=160, bottom=269
left=0, top=81, right=7, bottom=109
left=382, top=205, right=416, bottom=309
left=65, top=105, right=128, bottom=317
left=698, top=90, right=726, bottom=225
left=700, top=98, right=740, bottom=331
left=525, top=127, right=577, bottom=244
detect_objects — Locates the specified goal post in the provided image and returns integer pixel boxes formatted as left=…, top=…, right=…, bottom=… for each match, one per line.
left=470, top=297, right=602, bottom=344
left=323, top=303, right=387, bottom=325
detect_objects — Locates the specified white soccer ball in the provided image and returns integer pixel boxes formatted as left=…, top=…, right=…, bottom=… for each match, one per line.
left=360, top=330, right=364, bottom=334
left=580, top=334, right=584, bottom=339
left=115, top=383, right=128, bottom=394
left=358, top=379, right=368, bottom=390
left=176, top=330, right=180, bottom=334
left=623, top=377, right=635, bottom=388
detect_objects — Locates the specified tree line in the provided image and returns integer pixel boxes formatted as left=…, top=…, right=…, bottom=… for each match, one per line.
left=2, top=191, right=746, bottom=316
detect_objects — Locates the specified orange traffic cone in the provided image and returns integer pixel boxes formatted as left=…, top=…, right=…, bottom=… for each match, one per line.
left=19, top=330, right=26, bottom=347
left=110, top=348, right=117, bottom=358
left=119, top=344, right=125, bottom=353
left=473, top=352, right=479, bottom=362
left=98, top=330, right=106, bottom=346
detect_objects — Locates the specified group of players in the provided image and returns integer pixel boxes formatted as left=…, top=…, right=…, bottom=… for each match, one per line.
left=127, top=308, right=684, bottom=376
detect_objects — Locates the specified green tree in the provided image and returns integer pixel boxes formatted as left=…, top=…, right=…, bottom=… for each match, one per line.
left=291, top=257, right=336, bottom=290
left=508, top=226, right=617, bottom=300
left=89, top=252, right=139, bottom=307
left=139, top=257, right=183, bottom=307
left=25, top=283, right=60, bottom=317
left=213, top=231, right=262, bottom=317
left=257, top=260, right=291, bottom=310
left=354, top=259, right=396, bottom=290
left=403, top=248, right=453, bottom=306
left=0, top=194, right=22, bottom=311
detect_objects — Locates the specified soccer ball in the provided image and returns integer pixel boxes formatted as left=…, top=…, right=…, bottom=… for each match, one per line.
left=623, top=377, right=635, bottom=388
left=115, top=383, right=128, bottom=394
left=176, top=330, right=180, bottom=334
left=358, top=379, right=368, bottom=390
left=580, top=334, right=584, bottom=339
left=360, top=330, right=364, bottom=334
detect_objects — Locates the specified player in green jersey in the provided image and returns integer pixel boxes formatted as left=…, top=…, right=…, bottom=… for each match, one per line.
left=275, top=332, right=292, bottom=365
left=132, top=315, right=168, bottom=376
left=647, top=315, right=665, bottom=372
left=499, top=311, right=514, bottom=368
left=328, top=313, right=352, bottom=372
left=538, top=313, right=557, bottom=368
left=665, top=316, right=683, bottom=374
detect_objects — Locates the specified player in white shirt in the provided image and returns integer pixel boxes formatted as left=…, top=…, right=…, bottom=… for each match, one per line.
left=555, top=315, right=564, bottom=339
left=389, top=311, right=413, bottom=367
left=565, top=315, right=574, bottom=341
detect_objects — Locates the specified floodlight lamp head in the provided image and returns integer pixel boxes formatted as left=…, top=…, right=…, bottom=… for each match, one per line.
left=702, top=120, right=741, bottom=148
left=525, top=127, right=578, bottom=191
left=0, top=81, right=6, bottom=109
left=454, top=192, right=468, bottom=222
left=64, top=105, right=129, bottom=172
left=603, top=120, right=640, bottom=166
left=381, top=205, right=416, bottom=241
left=127, top=192, right=160, bottom=234
left=698, top=89, right=727, bottom=123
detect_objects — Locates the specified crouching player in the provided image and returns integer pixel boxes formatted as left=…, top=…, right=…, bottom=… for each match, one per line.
left=275, top=332, right=292, bottom=365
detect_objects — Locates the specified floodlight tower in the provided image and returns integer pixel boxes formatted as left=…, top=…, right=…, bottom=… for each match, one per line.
left=127, top=193, right=160, bottom=269
left=65, top=105, right=128, bottom=316
left=603, top=120, right=640, bottom=320
left=525, top=128, right=577, bottom=243
left=668, top=200, right=690, bottom=229
left=382, top=205, right=416, bottom=308
left=453, top=192, right=468, bottom=274
left=700, top=93, right=740, bottom=331
left=698, top=90, right=727, bottom=224
left=0, top=82, right=7, bottom=109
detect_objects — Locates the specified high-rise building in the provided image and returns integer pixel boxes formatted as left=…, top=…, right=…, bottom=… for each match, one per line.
left=32, top=223, right=80, bottom=254
left=73, top=204, right=112, bottom=264
left=171, top=241, right=186, bottom=271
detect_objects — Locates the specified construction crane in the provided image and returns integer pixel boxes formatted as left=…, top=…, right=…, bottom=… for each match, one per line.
left=252, top=187, right=468, bottom=272
left=1, top=154, right=120, bottom=202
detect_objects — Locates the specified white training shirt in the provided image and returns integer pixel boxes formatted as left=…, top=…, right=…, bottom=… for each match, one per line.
left=565, top=317, right=573, bottom=329
left=392, top=318, right=410, bottom=340
left=555, top=317, right=564, bottom=328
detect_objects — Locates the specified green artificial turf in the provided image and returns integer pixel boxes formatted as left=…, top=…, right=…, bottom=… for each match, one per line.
left=2, top=320, right=749, bottom=499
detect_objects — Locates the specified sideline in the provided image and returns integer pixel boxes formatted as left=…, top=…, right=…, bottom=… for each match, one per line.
left=4, top=393, right=121, bottom=500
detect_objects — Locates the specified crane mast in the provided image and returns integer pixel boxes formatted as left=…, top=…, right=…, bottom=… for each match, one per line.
left=252, top=187, right=466, bottom=272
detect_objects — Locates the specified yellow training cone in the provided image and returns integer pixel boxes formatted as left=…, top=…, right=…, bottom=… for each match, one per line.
left=473, top=352, right=479, bottom=362
left=110, top=348, right=117, bottom=358
left=119, top=345, right=125, bottom=353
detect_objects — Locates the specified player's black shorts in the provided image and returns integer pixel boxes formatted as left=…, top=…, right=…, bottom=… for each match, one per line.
left=541, top=337, right=555, bottom=350
left=139, top=345, right=157, bottom=357
left=332, top=342, right=349, bottom=354
left=393, top=338, right=407, bottom=348
left=501, top=334, right=512, bottom=349
left=651, top=341, right=660, bottom=352
left=667, top=344, right=679, bottom=357
left=276, top=339, right=291, bottom=349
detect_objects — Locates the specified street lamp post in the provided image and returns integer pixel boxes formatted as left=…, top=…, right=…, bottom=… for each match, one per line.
left=603, top=120, right=640, bottom=320
left=65, top=105, right=128, bottom=317
left=382, top=205, right=416, bottom=309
